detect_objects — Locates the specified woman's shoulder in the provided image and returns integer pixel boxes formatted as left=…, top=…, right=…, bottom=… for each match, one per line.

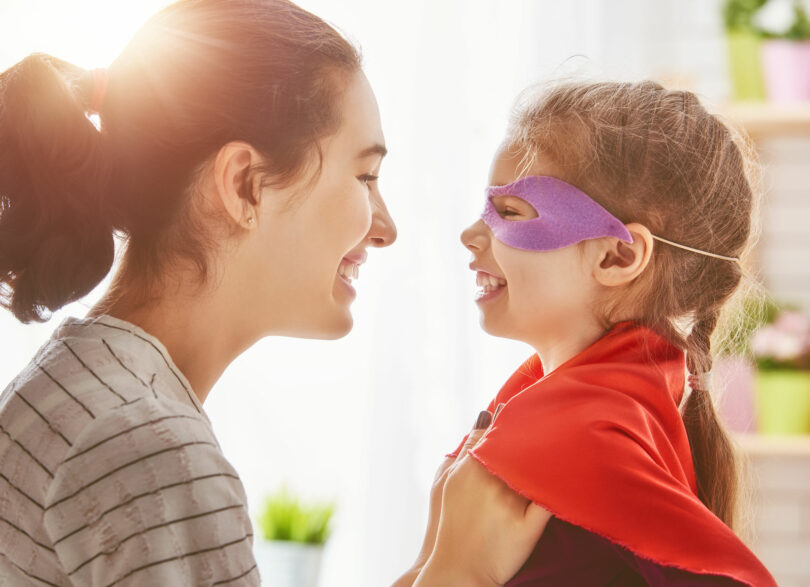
left=4, top=314, right=204, bottom=424
left=0, top=318, right=215, bottom=497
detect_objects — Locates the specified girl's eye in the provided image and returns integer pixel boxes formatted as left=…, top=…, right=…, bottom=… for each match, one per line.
left=358, top=174, right=379, bottom=186
left=499, top=208, right=521, bottom=218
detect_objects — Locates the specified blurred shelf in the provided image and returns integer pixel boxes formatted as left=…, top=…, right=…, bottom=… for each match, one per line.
left=719, top=103, right=810, bottom=138
left=735, top=433, right=810, bottom=455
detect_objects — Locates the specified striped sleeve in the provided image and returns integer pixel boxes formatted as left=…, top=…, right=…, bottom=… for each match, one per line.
left=41, top=398, right=259, bottom=586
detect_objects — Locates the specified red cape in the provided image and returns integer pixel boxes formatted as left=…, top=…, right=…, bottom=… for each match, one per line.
left=450, top=321, right=775, bottom=586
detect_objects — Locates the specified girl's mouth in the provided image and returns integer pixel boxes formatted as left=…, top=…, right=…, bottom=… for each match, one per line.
left=475, top=271, right=507, bottom=302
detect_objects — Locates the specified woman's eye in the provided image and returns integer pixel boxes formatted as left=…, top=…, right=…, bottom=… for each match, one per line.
left=358, top=174, right=379, bottom=186
left=499, top=208, right=520, bottom=218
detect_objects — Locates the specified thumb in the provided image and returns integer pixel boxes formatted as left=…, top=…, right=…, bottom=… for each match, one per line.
left=457, top=410, right=492, bottom=460
left=523, top=502, right=552, bottom=536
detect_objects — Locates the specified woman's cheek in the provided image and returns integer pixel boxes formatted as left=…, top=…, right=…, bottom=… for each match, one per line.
left=342, top=186, right=373, bottom=242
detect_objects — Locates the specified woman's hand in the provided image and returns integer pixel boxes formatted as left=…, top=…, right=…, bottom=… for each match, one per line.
left=414, top=449, right=551, bottom=586
left=422, top=410, right=496, bottom=562
left=392, top=412, right=492, bottom=587
left=395, top=406, right=551, bottom=587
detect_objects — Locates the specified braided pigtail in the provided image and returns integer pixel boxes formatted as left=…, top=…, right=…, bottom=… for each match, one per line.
left=682, top=311, right=740, bottom=530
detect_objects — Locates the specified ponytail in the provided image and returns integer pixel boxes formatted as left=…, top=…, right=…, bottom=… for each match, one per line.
left=0, top=54, right=113, bottom=323
left=682, top=311, right=740, bottom=531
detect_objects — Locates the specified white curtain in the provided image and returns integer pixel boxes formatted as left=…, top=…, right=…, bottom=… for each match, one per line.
left=0, top=1, right=728, bottom=585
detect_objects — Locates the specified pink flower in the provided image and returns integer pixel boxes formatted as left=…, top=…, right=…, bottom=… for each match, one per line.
left=753, top=312, right=810, bottom=365
left=774, top=311, right=810, bottom=337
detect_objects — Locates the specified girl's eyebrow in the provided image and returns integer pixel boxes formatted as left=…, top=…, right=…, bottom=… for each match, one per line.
left=357, top=143, right=388, bottom=159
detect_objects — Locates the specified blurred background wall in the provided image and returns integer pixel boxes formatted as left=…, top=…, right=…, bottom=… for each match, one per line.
left=1, top=0, right=809, bottom=585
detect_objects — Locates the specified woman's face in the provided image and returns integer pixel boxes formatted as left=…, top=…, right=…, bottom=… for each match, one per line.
left=460, top=146, right=599, bottom=349
left=244, top=72, right=396, bottom=339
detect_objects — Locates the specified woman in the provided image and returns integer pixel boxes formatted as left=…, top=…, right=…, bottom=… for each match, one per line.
left=0, top=0, right=543, bottom=585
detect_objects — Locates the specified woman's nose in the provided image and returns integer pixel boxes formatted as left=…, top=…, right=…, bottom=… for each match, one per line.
left=366, top=190, right=397, bottom=248
left=461, top=219, right=489, bottom=253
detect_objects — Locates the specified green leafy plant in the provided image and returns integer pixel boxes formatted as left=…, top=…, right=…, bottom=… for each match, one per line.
left=784, top=2, right=810, bottom=39
left=724, top=0, right=810, bottom=39
left=723, top=0, right=769, bottom=32
left=257, top=486, right=336, bottom=545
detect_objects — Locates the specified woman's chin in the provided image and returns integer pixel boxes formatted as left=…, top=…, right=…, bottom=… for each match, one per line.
left=319, top=315, right=353, bottom=340
left=303, top=309, right=354, bottom=340
left=268, top=306, right=353, bottom=340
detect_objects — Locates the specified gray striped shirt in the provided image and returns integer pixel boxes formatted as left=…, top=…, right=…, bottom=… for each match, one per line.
left=0, top=315, right=259, bottom=586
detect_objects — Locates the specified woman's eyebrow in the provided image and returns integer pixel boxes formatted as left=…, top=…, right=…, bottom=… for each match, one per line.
left=357, top=143, right=388, bottom=159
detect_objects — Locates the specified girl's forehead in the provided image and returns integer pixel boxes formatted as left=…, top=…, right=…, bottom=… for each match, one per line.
left=489, top=146, right=559, bottom=187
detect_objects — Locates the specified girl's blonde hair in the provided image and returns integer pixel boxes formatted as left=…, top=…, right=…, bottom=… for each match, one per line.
left=508, top=80, right=760, bottom=534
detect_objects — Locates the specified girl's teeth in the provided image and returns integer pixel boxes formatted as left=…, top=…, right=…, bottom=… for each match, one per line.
left=475, top=272, right=507, bottom=292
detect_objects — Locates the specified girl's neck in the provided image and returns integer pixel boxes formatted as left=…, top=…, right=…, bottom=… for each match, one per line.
left=531, top=317, right=609, bottom=375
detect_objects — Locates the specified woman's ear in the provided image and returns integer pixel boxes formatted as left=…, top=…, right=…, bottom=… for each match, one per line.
left=212, top=141, right=261, bottom=228
left=592, top=223, right=654, bottom=287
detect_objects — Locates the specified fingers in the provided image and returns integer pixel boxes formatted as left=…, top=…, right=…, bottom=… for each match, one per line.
left=475, top=409, right=493, bottom=430
left=432, top=457, right=455, bottom=486
left=525, top=502, right=552, bottom=524
left=457, top=410, right=491, bottom=460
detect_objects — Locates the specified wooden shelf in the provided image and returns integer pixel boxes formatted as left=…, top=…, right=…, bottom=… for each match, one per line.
left=718, top=103, right=810, bottom=138
left=735, top=433, right=810, bottom=455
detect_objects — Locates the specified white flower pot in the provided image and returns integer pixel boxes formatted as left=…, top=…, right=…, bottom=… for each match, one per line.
left=254, top=540, right=325, bottom=587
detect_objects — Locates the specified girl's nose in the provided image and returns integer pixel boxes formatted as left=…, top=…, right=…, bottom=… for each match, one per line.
left=366, top=190, right=397, bottom=248
left=461, top=219, right=490, bottom=253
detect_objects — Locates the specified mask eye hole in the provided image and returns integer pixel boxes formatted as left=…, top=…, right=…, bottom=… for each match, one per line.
left=490, top=195, right=539, bottom=221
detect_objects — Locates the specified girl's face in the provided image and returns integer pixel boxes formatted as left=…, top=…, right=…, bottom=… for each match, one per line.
left=461, top=146, right=600, bottom=349
left=242, top=72, right=396, bottom=339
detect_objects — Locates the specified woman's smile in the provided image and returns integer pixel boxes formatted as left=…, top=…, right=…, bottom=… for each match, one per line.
left=335, top=251, right=367, bottom=299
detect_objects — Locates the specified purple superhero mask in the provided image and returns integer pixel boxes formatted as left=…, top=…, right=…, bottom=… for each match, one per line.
left=481, top=175, right=633, bottom=251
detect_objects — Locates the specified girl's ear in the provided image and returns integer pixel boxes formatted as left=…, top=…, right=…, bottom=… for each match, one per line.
left=212, top=141, right=261, bottom=228
left=593, top=223, right=654, bottom=287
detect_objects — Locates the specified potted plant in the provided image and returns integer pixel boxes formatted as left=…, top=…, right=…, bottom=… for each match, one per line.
left=755, top=0, right=810, bottom=102
left=751, top=308, right=810, bottom=434
left=723, top=0, right=768, bottom=100
left=254, top=486, right=336, bottom=587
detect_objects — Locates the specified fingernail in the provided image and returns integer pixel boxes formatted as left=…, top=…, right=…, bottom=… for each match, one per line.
left=474, top=410, right=492, bottom=430
left=494, top=403, right=505, bottom=419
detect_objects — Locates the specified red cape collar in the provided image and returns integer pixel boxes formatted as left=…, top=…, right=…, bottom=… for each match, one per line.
left=454, top=321, right=776, bottom=586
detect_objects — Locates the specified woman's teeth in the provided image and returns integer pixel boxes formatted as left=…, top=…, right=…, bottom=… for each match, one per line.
left=338, top=261, right=360, bottom=283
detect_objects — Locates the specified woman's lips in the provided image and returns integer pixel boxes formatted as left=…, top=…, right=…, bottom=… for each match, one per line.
left=335, top=251, right=367, bottom=299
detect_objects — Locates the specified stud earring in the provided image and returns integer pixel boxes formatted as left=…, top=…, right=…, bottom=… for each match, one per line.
left=247, top=217, right=255, bottom=225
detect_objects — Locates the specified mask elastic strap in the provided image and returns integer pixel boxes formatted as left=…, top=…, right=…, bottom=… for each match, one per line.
left=651, top=235, right=740, bottom=264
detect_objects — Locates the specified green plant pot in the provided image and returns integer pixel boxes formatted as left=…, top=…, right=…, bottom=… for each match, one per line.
left=755, top=370, right=810, bottom=435
left=726, top=31, right=766, bottom=101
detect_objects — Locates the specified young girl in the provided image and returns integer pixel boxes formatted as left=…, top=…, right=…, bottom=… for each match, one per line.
left=408, top=81, right=778, bottom=586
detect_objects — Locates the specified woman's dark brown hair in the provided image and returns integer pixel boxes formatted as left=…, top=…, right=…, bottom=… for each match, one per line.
left=0, top=0, right=361, bottom=323
left=508, top=80, right=760, bottom=535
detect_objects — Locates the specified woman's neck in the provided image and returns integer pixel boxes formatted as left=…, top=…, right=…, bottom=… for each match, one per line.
left=89, top=273, right=257, bottom=404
